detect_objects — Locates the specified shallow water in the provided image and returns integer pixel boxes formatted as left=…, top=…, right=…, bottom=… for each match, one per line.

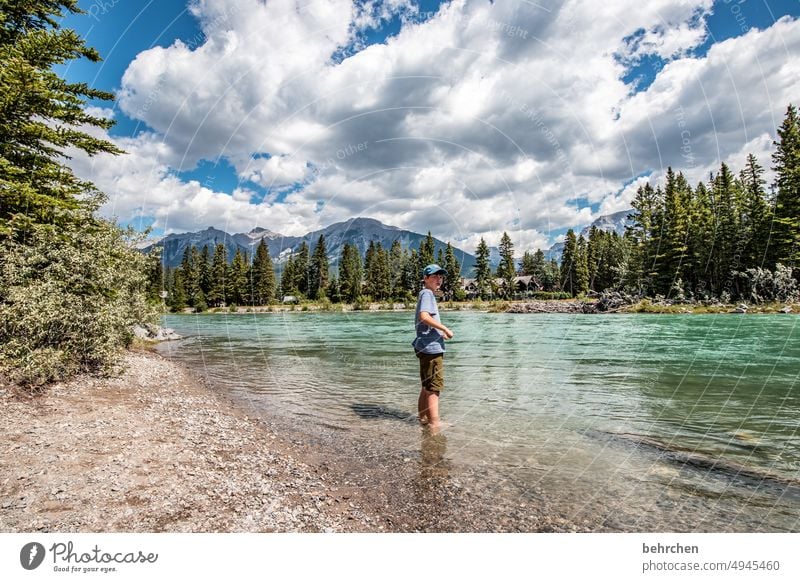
left=157, top=311, right=800, bottom=531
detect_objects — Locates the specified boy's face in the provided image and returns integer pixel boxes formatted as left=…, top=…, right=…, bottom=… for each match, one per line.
left=424, top=273, right=444, bottom=290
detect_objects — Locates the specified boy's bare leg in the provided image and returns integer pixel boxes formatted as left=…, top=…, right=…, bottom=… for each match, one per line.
left=424, top=389, right=440, bottom=428
left=418, top=388, right=429, bottom=424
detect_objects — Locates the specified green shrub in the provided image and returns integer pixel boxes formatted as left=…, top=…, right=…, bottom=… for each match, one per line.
left=0, top=222, right=158, bottom=386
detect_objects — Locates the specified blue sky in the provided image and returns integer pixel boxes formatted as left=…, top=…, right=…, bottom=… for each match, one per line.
left=60, top=0, right=800, bottom=251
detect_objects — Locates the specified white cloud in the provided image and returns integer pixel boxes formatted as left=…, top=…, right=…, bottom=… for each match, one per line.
left=67, top=0, right=800, bottom=254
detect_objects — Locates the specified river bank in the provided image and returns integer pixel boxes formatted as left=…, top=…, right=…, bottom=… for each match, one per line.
left=0, top=348, right=580, bottom=533
left=175, top=298, right=797, bottom=315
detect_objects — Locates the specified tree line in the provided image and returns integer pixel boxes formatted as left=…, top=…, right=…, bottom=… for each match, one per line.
left=557, top=105, right=798, bottom=302
left=158, top=232, right=467, bottom=310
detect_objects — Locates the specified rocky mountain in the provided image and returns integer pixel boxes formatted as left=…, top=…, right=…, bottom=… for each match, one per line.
left=545, top=209, right=633, bottom=262
left=143, top=217, right=477, bottom=275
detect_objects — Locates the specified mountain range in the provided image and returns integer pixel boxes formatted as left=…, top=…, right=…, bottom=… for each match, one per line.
left=142, top=211, right=633, bottom=273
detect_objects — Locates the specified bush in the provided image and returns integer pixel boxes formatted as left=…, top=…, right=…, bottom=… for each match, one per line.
left=0, top=222, right=158, bottom=386
left=733, top=265, right=798, bottom=303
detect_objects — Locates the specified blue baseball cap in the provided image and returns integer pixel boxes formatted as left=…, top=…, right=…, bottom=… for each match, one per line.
left=422, top=264, right=447, bottom=277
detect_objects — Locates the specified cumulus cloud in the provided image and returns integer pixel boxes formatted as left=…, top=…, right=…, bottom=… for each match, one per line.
left=68, top=0, right=800, bottom=252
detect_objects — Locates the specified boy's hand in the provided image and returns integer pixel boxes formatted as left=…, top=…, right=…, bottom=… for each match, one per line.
left=441, top=327, right=454, bottom=340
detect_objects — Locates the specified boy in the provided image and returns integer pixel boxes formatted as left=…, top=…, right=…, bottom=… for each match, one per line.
left=413, top=264, right=454, bottom=428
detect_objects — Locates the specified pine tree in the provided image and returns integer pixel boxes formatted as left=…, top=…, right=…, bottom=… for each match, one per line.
left=739, top=154, right=770, bottom=269
left=497, top=231, right=516, bottom=298
left=399, top=248, right=416, bottom=299
left=771, top=104, right=800, bottom=272
left=208, top=243, right=227, bottom=307
left=251, top=239, right=275, bottom=305
left=575, top=234, right=589, bottom=296
left=712, top=162, right=742, bottom=294
left=170, top=268, right=188, bottom=311
left=199, top=245, right=211, bottom=297
left=442, top=242, right=462, bottom=300
left=560, top=229, right=578, bottom=296
left=293, top=242, right=310, bottom=296
left=280, top=254, right=296, bottom=298
left=339, top=242, right=363, bottom=302
left=389, top=240, right=403, bottom=299
left=229, top=249, right=248, bottom=306
left=308, top=235, right=329, bottom=300
left=474, top=237, right=492, bottom=299
left=0, top=2, right=157, bottom=384
left=419, top=232, right=435, bottom=266
left=0, top=0, right=123, bottom=238
left=656, top=168, right=692, bottom=296
left=627, top=183, right=663, bottom=294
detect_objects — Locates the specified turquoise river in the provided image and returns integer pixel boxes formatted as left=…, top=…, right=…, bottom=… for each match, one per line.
left=157, top=311, right=800, bottom=532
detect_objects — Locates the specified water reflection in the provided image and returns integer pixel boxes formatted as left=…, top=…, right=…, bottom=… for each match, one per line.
left=416, top=425, right=450, bottom=491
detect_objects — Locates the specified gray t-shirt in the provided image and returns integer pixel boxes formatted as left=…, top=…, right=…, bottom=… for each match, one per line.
left=413, top=288, right=444, bottom=354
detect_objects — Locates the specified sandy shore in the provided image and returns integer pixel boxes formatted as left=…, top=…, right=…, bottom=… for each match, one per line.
left=1, top=349, right=582, bottom=533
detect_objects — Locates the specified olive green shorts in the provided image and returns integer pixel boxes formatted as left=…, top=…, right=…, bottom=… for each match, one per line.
left=417, top=352, right=444, bottom=393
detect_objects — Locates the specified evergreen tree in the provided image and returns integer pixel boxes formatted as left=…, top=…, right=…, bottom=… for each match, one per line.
left=399, top=247, right=416, bottom=299
left=419, top=232, right=435, bottom=266
left=474, top=238, right=492, bottom=299
left=308, top=235, right=330, bottom=300
left=586, top=226, right=601, bottom=291
left=170, top=267, right=188, bottom=311
left=712, top=162, right=742, bottom=294
left=740, top=154, right=771, bottom=269
left=575, top=234, right=590, bottom=296
left=293, top=242, right=310, bottom=295
left=0, top=2, right=157, bottom=385
left=365, top=242, right=390, bottom=299
left=251, top=239, right=275, bottom=305
left=229, top=249, right=248, bottom=306
left=389, top=240, right=404, bottom=298
left=144, top=248, right=164, bottom=303
left=407, top=248, right=422, bottom=296
left=442, top=242, right=462, bottom=300
left=547, top=259, right=560, bottom=291
left=686, top=180, right=714, bottom=297
left=627, top=183, right=663, bottom=293
left=208, top=243, right=227, bottom=307
left=560, top=229, right=578, bottom=296
left=496, top=231, right=516, bottom=298
left=0, top=0, right=123, bottom=238
left=339, top=242, right=363, bottom=302
left=656, top=168, right=692, bottom=296
left=280, top=254, right=296, bottom=298
left=199, top=245, right=211, bottom=297
left=771, top=104, right=800, bottom=273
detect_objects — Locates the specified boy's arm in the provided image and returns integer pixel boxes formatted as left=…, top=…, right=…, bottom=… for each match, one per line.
left=419, top=311, right=454, bottom=339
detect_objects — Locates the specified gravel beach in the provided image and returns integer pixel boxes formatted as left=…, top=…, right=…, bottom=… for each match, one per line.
left=1, top=349, right=581, bottom=533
